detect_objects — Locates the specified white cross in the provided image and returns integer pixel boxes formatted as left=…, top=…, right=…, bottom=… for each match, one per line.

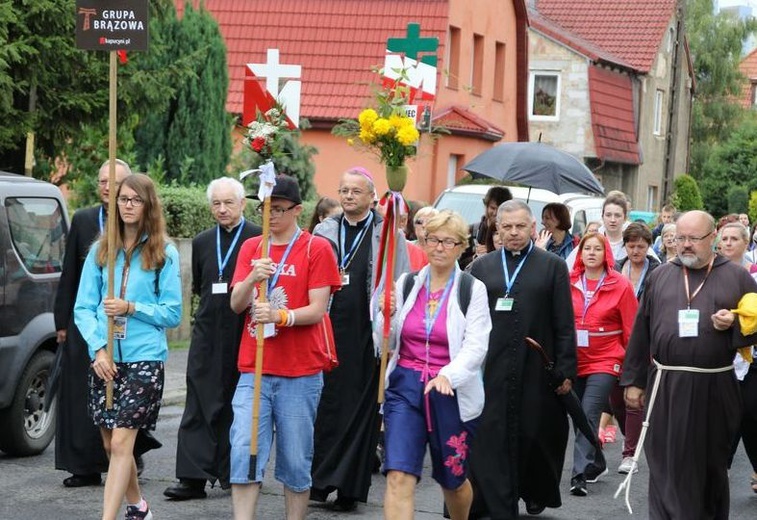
left=249, top=49, right=301, bottom=99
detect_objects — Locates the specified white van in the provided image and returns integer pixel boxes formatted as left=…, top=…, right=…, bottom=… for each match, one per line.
left=432, top=184, right=603, bottom=236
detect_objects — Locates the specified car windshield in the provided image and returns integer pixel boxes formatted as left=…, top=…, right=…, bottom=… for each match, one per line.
left=434, top=191, right=548, bottom=230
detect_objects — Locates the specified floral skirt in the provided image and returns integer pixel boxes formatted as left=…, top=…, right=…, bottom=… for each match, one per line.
left=88, top=361, right=164, bottom=430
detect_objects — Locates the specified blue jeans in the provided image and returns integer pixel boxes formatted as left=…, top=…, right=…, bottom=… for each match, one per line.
left=572, top=373, right=617, bottom=477
left=230, top=372, right=323, bottom=491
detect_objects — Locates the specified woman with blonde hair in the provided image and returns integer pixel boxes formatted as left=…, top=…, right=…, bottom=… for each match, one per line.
left=75, top=174, right=182, bottom=520
left=379, top=210, right=491, bottom=519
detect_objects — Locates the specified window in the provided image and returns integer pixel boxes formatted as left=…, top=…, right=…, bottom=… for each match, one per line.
left=529, top=72, right=560, bottom=120
left=667, top=27, right=675, bottom=53
left=752, top=83, right=757, bottom=107
left=447, top=26, right=461, bottom=89
left=647, top=186, right=659, bottom=212
left=472, top=34, right=484, bottom=96
left=5, top=197, right=66, bottom=275
left=447, top=154, right=463, bottom=188
left=493, top=42, right=506, bottom=102
left=654, top=89, right=664, bottom=135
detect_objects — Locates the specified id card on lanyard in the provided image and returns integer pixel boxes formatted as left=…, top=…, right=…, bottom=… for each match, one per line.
left=678, top=257, right=714, bottom=338
left=113, top=256, right=130, bottom=341
left=496, top=242, right=533, bottom=311
left=213, top=218, right=245, bottom=294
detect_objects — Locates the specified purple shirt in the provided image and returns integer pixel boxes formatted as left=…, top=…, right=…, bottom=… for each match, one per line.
left=398, top=285, right=451, bottom=375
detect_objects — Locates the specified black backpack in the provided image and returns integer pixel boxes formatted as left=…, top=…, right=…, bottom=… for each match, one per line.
left=401, top=271, right=475, bottom=315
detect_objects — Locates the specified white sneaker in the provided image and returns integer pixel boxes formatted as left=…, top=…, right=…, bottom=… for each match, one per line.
left=618, top=457, right=639, bottom=474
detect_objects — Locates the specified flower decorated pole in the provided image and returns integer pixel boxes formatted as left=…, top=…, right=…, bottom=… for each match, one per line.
left=248, top=162, right=276, bottom=480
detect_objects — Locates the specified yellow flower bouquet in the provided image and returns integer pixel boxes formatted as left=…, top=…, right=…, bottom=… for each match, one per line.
left=333, top=80, right=422, bottom=190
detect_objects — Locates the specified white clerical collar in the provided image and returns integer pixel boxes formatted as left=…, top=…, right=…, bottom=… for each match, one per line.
left=343, top=211, right=372, bottom=227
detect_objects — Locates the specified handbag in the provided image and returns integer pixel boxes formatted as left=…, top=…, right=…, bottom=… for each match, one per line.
left=319, top=313, right=339, bottom=372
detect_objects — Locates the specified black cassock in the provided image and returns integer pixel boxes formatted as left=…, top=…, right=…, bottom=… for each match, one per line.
left=469, top=246, right=576, bottom=519
left=621, top=256, right=757, bottom=519
left=53, top=205, right=109, bottom=475
left=311, top=216, right=381, bottom=502
left=174, top=220, right=260, bottom=486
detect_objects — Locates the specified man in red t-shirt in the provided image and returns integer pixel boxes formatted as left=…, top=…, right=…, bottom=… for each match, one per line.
left=228, top=175, right=341, bottom=520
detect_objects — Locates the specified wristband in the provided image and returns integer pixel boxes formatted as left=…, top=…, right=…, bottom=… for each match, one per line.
left=288, top=310, right=296, bottom=327
left=277, top=309, right=288, bottom=327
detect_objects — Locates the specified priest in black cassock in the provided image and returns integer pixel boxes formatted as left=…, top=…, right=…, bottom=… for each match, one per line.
left=468, top=200, right=576, bottom=519
left=54, top=159, right=159, bottom=486
left=622, top=210, right=757, bottom=519
left=164, top=177, right=260, bottom=500
left=311, top=167, right=409, bottom=511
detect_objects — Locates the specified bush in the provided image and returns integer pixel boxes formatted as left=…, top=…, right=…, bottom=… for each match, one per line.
left=727, top=186, right=749, bottom=215
left=671, top=174, right=704, bottom=212
left=749, top=191, right=757, bottom=226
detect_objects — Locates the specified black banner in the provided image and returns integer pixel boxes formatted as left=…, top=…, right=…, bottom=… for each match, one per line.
left=75, top=0, right=149, bottom=51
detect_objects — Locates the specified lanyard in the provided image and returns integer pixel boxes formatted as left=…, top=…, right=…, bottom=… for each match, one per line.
left=267, top=227, right=301, bottom=292
left=99, top=206, right=105, bottom=234
left=682, top=256, right=715, bottom=309
left=339, top=213, right=373, bottom=270
left=623, top=258, right=649, bottom=299
left=501, top=241, right=534, bottom=297
left=424, top=273, right=455, bottom=341
left=581, top=272, right=606, bottom=321
left=216, top=218, right=245, bottom=281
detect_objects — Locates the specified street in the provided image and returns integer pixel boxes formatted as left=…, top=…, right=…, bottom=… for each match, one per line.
left=1, top=347, right=756, bottom=518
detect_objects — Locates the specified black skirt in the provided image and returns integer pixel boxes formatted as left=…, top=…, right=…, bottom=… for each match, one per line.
left=88, top=361, right=164, bottom=430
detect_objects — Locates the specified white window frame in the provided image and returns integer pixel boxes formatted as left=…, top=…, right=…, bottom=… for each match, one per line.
left=647, top=185, right=659, bottom=212
left=528, top=71, right=561, bottom=121
left=653, top=89, right=664, bottom=136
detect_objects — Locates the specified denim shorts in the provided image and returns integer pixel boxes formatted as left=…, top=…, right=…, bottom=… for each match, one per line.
left=383, top=365, right=478, bottom=490
left=230, top=372, right=323, bottom=491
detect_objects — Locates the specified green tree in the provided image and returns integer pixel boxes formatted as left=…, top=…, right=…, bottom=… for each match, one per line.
left=671, top=174, right=704, bottom=211
left=727, top=186, right=749, bottom=214
left=163, top=2, right=231, bottom=185
left=697, top=114, right=757, bottom=216
left=748, top=190, right=757, bottom=225
left=687, top=0, right=757, bottom=178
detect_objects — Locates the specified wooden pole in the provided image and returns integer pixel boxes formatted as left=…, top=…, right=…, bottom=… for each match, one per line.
left=377, top=198, right=398, bottom=404
left=249, top=191, right=272, bottom=480
left=105, top=51, right=118, bottom=409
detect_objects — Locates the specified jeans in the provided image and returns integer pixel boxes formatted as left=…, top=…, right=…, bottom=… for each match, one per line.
left=230, top=372, right=323, bottom=491
left=572, top=373, right=617, bottom=476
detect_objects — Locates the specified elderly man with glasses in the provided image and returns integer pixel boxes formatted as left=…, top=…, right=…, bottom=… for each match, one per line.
left=310, top=167, right=410, bottom=512
left=622, top=210, right=757, bottom=519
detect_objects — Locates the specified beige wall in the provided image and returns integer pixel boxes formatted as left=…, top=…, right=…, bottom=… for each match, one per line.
left=527, top=30, right=594, bottom=157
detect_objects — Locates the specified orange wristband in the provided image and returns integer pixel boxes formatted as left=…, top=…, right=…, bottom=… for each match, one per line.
left=277, top=309, right=288, bottom=326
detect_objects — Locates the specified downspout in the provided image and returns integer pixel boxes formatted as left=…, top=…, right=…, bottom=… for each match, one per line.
left=663, top=2, right=685, bottom=204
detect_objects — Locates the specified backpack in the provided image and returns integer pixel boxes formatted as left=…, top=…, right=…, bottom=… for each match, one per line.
left=401, top=271, right=475, bottom=315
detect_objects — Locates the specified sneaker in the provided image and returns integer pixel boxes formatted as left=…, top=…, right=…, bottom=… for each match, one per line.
left=618, top=457, right=639, bottom=474
left=570, top=474, right=587, bottom=497
left=125, top=501, right=153, bottom=520
left=585, top=467, right=609, bottom=483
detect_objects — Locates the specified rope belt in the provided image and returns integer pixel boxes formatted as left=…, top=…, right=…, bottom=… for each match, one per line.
left=614, top=359, right=734, bottom=514
left=588, top=330, right=622, bottom=337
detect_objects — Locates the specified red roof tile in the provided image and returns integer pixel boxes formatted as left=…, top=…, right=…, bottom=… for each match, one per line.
left=432, top=106, right=505, bottom=141
left=739, top=47, right=757, bottom=108
left=177, top=0, right=448, bottom=120
left=534, top=0, right=677, bottom=73
left=588, top=65, right=640, bottom=164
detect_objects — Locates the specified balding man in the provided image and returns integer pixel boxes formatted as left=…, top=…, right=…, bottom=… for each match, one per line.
left=622, top=210, right=757, bottom=519
left=311, top=167, right=409, bottom=511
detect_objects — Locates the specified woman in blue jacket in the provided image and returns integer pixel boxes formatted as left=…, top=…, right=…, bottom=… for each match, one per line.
left=75, top=173, right=182, bottom=520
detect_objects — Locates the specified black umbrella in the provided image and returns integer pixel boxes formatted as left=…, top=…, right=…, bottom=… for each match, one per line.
left=525, top=337, right=606, bottom=469
left=462, top=142, right=605, bottom=196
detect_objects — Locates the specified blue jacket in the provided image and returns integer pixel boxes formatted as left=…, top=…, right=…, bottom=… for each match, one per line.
left=74, top=240, right=182, bottom=362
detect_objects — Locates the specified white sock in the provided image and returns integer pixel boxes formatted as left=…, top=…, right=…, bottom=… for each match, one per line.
left=128, top=498, right=146, bottom=510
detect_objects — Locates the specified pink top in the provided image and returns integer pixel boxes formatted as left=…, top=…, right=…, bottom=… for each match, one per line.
left=398, top=285, right=451, bottom=375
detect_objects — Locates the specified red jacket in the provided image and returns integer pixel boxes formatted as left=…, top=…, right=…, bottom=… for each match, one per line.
left=570, top=236, right=638, bottom=377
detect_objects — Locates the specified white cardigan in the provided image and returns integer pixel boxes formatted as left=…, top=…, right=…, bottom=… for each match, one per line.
left=375, top=265, right=492, bottom=422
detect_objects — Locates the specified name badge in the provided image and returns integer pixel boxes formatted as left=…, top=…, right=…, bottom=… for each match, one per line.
left=495, top=297, right=514, bottom=312
left=678, top=309, right=699, bottom=338
left=263, top=322, right=276, bottom=339
left=212, top=282, right=228, bottom=294
left=341, top=273, right=350, bottom=286
left=113, top=316, right=127, bottom=340
left=576, top=329, right=589, bottom=347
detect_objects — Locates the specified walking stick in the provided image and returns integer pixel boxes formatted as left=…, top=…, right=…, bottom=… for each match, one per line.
left=377, top=194, right=398, bottom=404
left=248, top=164, right=275, bottom=480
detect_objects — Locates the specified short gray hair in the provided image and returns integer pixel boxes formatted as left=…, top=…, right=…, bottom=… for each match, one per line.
left=98, top=158, right=132, bottom=175
left=206, top=177, right=245, bottom=202
left=497, top=199, right=533, bottom=222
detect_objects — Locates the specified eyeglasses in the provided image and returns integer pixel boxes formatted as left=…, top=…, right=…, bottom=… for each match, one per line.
left=674, top=232, right=713, bottom=244
left=257, top=203, right=297, bottom=216
left=426, top=236, right=462, bottom=249
left=116, top=196, right=144, bottom=207
left=337, top=188, right=367, bottom=197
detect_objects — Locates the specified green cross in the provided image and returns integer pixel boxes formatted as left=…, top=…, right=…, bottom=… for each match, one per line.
left=387, top=23, right=438, bottom=67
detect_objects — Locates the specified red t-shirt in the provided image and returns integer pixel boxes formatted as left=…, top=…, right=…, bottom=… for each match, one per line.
left=231, top=230, right=341, bottom=377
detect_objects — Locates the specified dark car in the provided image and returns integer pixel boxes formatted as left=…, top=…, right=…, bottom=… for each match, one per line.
left=0, top=172, right=68, bottom=456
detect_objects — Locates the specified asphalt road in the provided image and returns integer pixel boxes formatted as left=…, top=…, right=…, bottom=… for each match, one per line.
left=1, top=348, right=756, bottom=518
